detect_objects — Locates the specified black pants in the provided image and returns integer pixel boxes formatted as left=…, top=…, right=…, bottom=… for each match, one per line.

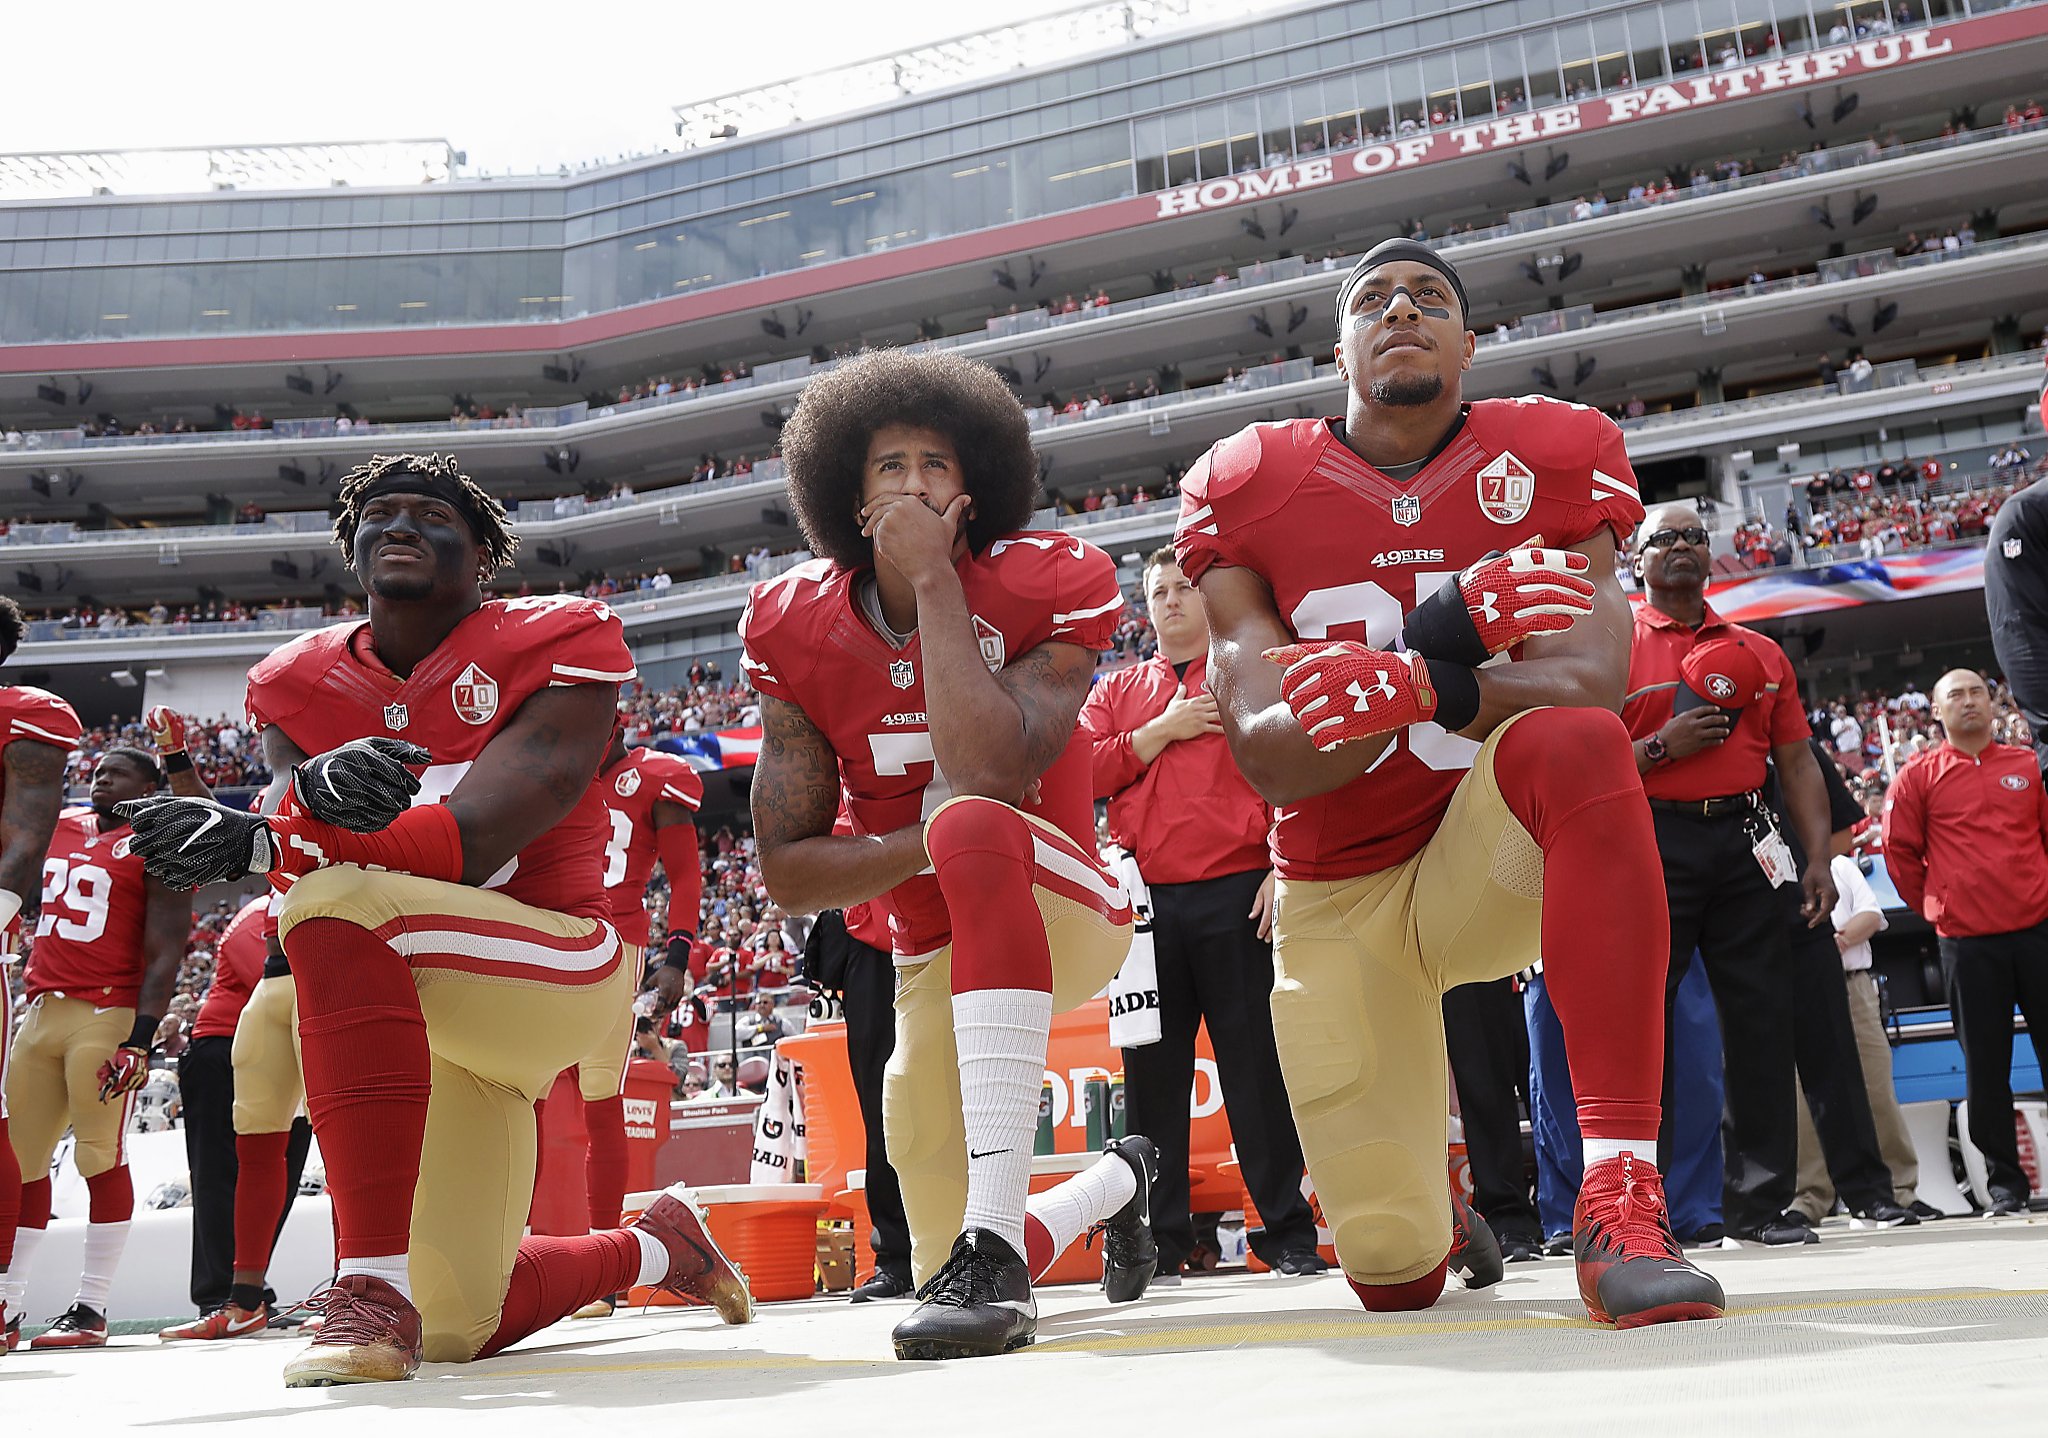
left=178, top=1036, right=311, bottom=1312
left=1123, top=867, right=1315, bottom=1270
left=1653, top=806, right=1800, bottom=1234
left=841, top=934, right=911, bottom=1279
left=1788, top=921, right=1895, bottom=1211
left=1444, top=978, right=1538, bottom=1239
left=1940, top=918, right=2048, bottom=1201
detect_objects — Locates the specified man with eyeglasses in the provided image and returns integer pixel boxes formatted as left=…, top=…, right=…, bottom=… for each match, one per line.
left=1623, top=504, right=1839, bottom=1247
left=693, top=1054, right=743, bottom=1102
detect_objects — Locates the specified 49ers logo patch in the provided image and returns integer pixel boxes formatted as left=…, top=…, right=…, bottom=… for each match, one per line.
left=451, top=662, right=500, bottom=725
left=2002, top=774, right=2030, bottom=792
left=614, top=768, right=642, bottom=797
left=1703, top=673, right=1738, bottom=702
left=1477, top=451, right=1536, bottom=525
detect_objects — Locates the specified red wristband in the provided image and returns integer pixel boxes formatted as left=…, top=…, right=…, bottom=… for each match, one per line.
left=268, top=803, right=465, bottom=886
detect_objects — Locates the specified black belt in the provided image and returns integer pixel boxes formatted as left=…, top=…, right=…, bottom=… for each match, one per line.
left=1647, top=791, right=1761, bottom=819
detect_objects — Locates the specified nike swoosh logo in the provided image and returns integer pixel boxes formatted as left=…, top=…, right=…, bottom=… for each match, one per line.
left=968, top=1148, right=1013, bottom=1160
left=225, top=1312, right=265, bottom=1334
left=179, top=807, right=223, bottom=852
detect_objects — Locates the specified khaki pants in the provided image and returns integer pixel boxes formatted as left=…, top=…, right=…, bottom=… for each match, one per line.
left=232, top=974, right=303, bottom=1135
left=574, top=942, right=640, bottom=1102
left=278, top=868, right=632, bottom=1362
left=1270, top=713, right=1546, bottom=1286
left=5, top=993, right=136, bottom=1179
left=1793, top=969, right=1920, bottom=1216
left=884, top=798, right=1133, bottom=1286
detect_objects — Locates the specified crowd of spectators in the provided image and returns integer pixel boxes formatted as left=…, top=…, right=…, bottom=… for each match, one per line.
left=1725, top=455, right=2044, bottom=571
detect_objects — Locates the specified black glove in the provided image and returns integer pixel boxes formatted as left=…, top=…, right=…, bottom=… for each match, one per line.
left=292, top=737, right=432, bottom=832
left=115, top=797, right=274, bottom=889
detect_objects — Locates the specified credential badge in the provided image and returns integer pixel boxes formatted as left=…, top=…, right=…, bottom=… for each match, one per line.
left=890, top=658, right=915, bottom=690
left=1392, top=494, right=1422, bottom=527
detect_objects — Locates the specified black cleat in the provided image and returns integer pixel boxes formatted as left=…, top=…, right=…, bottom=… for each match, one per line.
left=1982, top=1192, right=2026, bottom=1217
left=1449, top=1193, right=1504, bottom=1289
left=1907, top=1200, right=1947, bottom=1222
left=1735, top=1215, right=1820, bottom=1245
left=1851, top=1201, right=1918, bottom=1229
left=892, top=1229, right=1036, bottom=1361
left=1498, top=1227, right=1544, bottom=1264
left=849, top=1267, right=915, bottom=1303
left=1090, top=1136, right=1160, bottom=1303
left=1270, top=1248, right=1329, bottom=1276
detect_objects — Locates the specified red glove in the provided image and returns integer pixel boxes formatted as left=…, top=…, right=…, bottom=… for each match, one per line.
left=1265, top=643, right=1442, bottom=751
left=1403, top=547, right=1597, bottom=665
left=143, top=704, right=190, bottom=758
left=96, top=1044, right=150, bottom=1103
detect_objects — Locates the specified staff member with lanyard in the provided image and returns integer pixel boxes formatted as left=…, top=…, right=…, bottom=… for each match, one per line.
left=1079, top=547, right=1321, bottom=1280
left=1623, top=504, right=1837, bottom=1247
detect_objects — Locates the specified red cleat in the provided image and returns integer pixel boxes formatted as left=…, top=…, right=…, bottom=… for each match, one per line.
left=1573, top=1153, right=1726, bottom=1328
left=281, top=1275, right=424, bottom=1387
left=29, top=1302, right=108, bottom=1349
left=633, top=1184, right=754, bottom=1324
left=160, top=1300, right=272, bottom=1342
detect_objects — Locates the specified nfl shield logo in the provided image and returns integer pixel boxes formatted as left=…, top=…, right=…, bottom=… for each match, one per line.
left=1391, top=494, right=1422, bottom=527
left=2005, top=537, right=2024, bottom=559
left=383, top=702, right=409, bottom=731
left=450, top=662, right=500, bottom=726
left=890, top=658, right=915, bottom=690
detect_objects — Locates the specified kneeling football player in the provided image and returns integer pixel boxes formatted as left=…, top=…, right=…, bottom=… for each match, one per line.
left=744, top=351, right=1160, bottom=1360
left=122, top=454, right=751, bottom=1386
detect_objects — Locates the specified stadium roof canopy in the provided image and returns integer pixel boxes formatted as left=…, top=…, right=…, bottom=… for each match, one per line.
left=0, top=140, right=458, bottom=201
left=672, top=0, right=1300, bottom=143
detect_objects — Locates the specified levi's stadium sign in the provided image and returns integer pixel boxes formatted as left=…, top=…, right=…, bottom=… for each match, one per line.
left=1153, top=28, right=1961, bottom=221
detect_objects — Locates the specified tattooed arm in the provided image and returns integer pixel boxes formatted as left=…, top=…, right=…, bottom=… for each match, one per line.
left=0, top=737, right=68, bottom=922
left=753, top=695, right=929, bottom=915
left=447, top=682, right=618, bottom=885
left=914, top=560, right=1098, bottom=801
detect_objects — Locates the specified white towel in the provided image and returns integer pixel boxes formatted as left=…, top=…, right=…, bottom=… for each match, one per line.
left=748, top=1044, right=808, bottom=1183
left=1101, top=848, right=1161, bottom=1049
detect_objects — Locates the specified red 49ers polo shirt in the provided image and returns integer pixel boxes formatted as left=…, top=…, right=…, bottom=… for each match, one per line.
left=1623, top=602, right=1812, bottom=801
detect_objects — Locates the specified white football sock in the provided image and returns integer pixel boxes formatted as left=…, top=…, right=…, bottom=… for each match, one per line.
left=2, top=1226, right=47, bottom=1303
left=1025, top=1148, right=1138, bottom=1275
left=631, top=1227, right=670, bottom=1287
left=337, top=1253, right=413, bottom=1301
left=953, top=987, right=1054, bottom=1259
left=1582, top=1136, right=1659, bottom=1170
left=75, top=1220, right=131, bottom=1312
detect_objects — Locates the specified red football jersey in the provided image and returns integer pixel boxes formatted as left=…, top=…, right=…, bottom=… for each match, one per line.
left=28, top=806, right=150, bottom=1008
left=598, top=745, right=704, bottom=946
left=247, top=596, right=637, bottom=922
left=191, top=896, right=270, bottom=1040
left=1174, top=401, right=1644, bottom=881
left=740, top=533, right=1125, bottom=959
left=1, top=685, right=83, bottom=762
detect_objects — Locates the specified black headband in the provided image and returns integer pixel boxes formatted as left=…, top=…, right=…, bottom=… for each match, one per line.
left=355, top=469, right=486, bottom=534
left=1334, top=238, right=1472, bottom=330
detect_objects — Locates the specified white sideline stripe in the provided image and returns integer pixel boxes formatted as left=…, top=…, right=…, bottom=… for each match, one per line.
left=1030, top=833, right=1128, bottom=910
left=1591, top=467, right=1638, bottom=498
left=1180, top=503, right=1214, bottom=526
left=12, top=718, right=77, bottom=745
left=552, top=663, right=639, bottom=681
left=393, top=926, right=620, bottom=973
left=1052, top=595, right=1125, bottom=625
left=661, top=785, right=703, bottom=809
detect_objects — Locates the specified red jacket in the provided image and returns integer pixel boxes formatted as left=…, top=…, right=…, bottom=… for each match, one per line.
left=1883, top=740, right=2048, bottom=938
left=1078, top=654, right=1269, bottom=885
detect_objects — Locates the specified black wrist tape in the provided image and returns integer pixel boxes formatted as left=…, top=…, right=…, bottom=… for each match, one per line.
left=1424, top=658, right=1482, bottom=733
left=126, top=1013, right=161, bottom=1050
left=163, top=751, right=195, bottom=774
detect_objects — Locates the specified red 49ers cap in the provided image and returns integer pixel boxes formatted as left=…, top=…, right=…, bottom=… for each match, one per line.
left=1675, top=636, right=1770, bottom=714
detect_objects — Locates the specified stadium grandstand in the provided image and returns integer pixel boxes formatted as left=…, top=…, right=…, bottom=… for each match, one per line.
left=5, top=0, right=2048, bottom=1423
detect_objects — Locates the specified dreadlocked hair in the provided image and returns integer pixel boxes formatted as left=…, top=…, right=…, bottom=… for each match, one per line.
left=779, top=349, right=1041, bottom=570
left=333, top=453, right=519, bottom=578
